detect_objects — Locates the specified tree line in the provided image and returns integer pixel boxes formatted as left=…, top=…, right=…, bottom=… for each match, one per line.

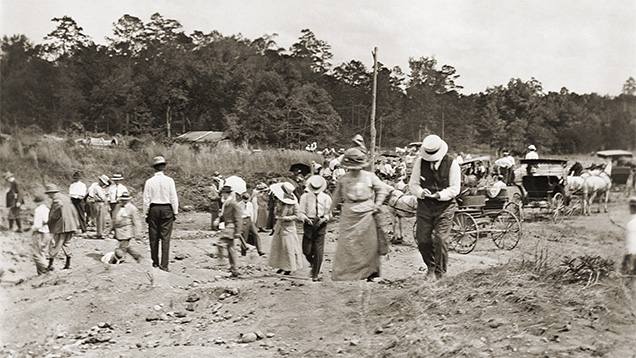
left=1, top=13, right=635, bottom=153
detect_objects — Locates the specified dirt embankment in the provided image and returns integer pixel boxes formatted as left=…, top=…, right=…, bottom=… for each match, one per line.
left=1, top=203, right=635, bottom=357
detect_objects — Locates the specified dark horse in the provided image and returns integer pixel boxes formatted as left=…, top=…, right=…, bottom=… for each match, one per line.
left=568, top=162, right=584, bottom=177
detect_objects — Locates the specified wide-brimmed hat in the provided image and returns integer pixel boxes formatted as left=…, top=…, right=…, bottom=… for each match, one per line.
left=220, top=185, right=233, bottom=194
left=119, top=191, right=132, bottom=201
left=306, top=175, right=327, bottom=194
left=255, top=182, right=268, bottom=190
left=420, top=135, right=448, bottom=162
left=98, top=174, right=110, bottom=186
left=152, top=156, right=167, bottom=167
left=270, top=182, right=297, bottom=205
left=3, top=171, right=13, bottom=180
left=44, top=183, right=60, bottom=194
left=528, top=145, right=537, bottom=151
left=341, top=148, right=368, bottom=170
left=111, top=174, right=124, bottom=181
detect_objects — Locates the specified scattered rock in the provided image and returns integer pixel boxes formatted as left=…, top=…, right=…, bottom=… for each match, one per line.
left=185, top=303, right=196, bottom=312
left=266, top=332, right=275, bottom=338
left=176, top=317, right=192, bottom=324
left=186, top=293, right=200, bottom=302
left=153, top=305, right=162, bottom=311
left=349, top=339, right=359, bottom=346
left=240, top=332, right=257, bottom=343
left=145, top=313, right=162, bottom=322
left=375, top=326, right=384, bottom=334
left=211, top=303, right=223, bottom=314
left=225, top=287, right=239, bottom=296
left=254, top=330, right=264, bottom=340
left=174, top=311, right=187, bottom=318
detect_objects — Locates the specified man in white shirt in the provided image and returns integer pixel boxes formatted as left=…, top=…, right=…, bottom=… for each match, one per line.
left=621, top=197, right=636, bottom=275
left=87, top=175, right=110, bottom=239
left=298, top=175, right=332, bottom=282
left=69, top=171, right=87, bottom=232
left=31, top=194, right=50, bottom=275
left=525, top=145, right=539, bottom=160
left=409, top=135, right=461, bottom=279
left=143, top=156, right=179, bottom=272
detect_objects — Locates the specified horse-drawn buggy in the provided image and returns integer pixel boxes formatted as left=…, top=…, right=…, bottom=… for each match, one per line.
left=513, top=158, right=572, bottom=222
left=449, top=184, right=522, bottom=254
left=596, top=150, right=634, bottom=195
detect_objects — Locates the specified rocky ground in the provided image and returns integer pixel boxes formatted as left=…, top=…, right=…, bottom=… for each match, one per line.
left=1, top=198, right=635, bottom=358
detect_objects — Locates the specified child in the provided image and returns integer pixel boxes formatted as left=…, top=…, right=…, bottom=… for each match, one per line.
left=111, top=192, right=143, bottom=262
left=31, top=194, right=51, bottom=275
left=101, top=248, right=125, bottom=264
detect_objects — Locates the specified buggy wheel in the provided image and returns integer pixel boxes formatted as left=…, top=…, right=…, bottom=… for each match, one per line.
left=565, top=196, right=582, bottom=218
left=551, top=192, right=565, bottom=223
left=450, top=212, right=479, bottom=254
left=504, top=201, right=522, bottom=221
left=491, top=209, right=521, bottom=250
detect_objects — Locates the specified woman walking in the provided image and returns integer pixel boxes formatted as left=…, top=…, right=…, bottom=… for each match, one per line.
left=268, top=182, right=303, bottom=275
left=330, top=148, right=388, bottom=281
left=253, top=183, right=270, bottom=232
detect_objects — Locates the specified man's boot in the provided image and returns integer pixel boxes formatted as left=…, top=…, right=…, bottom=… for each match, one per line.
left=47, top=258, right=55, bottom=271
left=63, top=257, right=71, bottom=270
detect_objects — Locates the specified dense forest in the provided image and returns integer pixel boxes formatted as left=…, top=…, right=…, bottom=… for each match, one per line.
left=1, top=13, right=635, bottom=153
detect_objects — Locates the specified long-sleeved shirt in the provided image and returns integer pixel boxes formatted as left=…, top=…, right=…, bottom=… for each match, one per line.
left=409, top=157, right=461, bottom=201
left=143, top=171, right=179, bottom=216
left=238, top=201, right=254, bottom=218
left=298, top=191, right=332, bottom=222
left=108, top=183, right=128, bottom=203
left=32, top=204, right=50, bottom=233
left=88, top=183, right=108, bottom=202
left=69, top=181, right=87, bottom=199
left=113, top=202, right=142, bottom=240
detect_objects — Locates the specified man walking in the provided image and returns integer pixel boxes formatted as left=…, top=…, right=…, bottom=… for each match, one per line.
left=69, top=171, right=87, bottom=233
left=298, top=175, right=332, bottom=282
left=46, top=184, right=80, bottom=270
left=4, top=172, right=24, bottom=232
left=218, top=185, right=242, bottom=277
left=143, top=156, right=178, bottom=272
left=409, top=134, right=461, bottom=279
left=87, top=175, right=110, bottom=239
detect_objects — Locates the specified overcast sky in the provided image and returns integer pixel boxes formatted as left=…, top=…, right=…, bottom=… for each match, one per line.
left=2, top=0, right=634, bottom=95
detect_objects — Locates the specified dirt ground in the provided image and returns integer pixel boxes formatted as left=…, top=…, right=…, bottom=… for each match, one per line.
left=1, top=196, right=635, bottom=358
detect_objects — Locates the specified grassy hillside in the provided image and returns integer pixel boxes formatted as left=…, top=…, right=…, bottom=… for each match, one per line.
left=0, top=132, right=322, bottom=210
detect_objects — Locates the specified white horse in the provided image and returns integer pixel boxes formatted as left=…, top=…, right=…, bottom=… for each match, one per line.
left=384, top=187, right=418, bottom=243
left=582, top=161, right=612, bottom=215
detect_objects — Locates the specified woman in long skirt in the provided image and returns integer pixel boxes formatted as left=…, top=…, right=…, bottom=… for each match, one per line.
left=330, top=148, right=388, bottom=281
left=268, top=182, right=304, bottom=275
left=253, top=183, right=270, bottom=231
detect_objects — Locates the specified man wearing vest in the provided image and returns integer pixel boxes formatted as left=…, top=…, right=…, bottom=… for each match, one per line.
left=409, top=135, right=461, bottom=279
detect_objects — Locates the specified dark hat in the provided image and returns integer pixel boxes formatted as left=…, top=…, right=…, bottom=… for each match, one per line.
left=33, top=194, right=46, bottom=203
left=220, top=185, right=233, bottom=194
left=44, top=183, right=60, bottom=194
left=629, top=196, right=636, bottom=206
left=241, top=192, right=250, bottom=200
left=72, top=171, right=81, bottom=180
left=114, top=248, right=125, bottom=259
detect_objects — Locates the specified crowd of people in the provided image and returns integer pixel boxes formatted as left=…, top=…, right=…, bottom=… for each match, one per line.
left=4, top=137, right=635, bottom=283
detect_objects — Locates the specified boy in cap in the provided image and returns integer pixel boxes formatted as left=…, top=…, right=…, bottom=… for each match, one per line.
left=4, top=171, right=24, bottom=232
left=111, top=192, right=143, bottom=262
left=298, top=175, right=332, bottom=281
left=218, top=185, right=243, bottom=277
left=238, top=192, right=265, bottom=256
left=31, top=194, right=51, bottom=275
left=621, top=197, right=636, bottom=276
left=46, top=184, right=80, bottom=270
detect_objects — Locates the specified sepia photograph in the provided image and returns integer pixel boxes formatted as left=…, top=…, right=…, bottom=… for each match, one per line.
left=1, top=0, right=635, bottom=356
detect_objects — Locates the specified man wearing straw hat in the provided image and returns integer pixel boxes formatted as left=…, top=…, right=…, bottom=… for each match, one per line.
left=4, top=171, right=24, bottom=233
left=108, top=174, right=128, bottom=217
left=409, top=134, right=461, bottom=279
left=218, top=185, right=243, bottom=277
left=46, top=183, right=80, bottom=270
left=298, top=175, right=332, bottom=281
left=31, top=193, right=50, bottom=275
left=143, top=156, right=179, bottom=272
left=111, top=191, right=143, bottom=262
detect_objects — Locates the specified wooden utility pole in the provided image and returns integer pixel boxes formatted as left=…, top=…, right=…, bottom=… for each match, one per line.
left=370, top=47, right=378, bottom=172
